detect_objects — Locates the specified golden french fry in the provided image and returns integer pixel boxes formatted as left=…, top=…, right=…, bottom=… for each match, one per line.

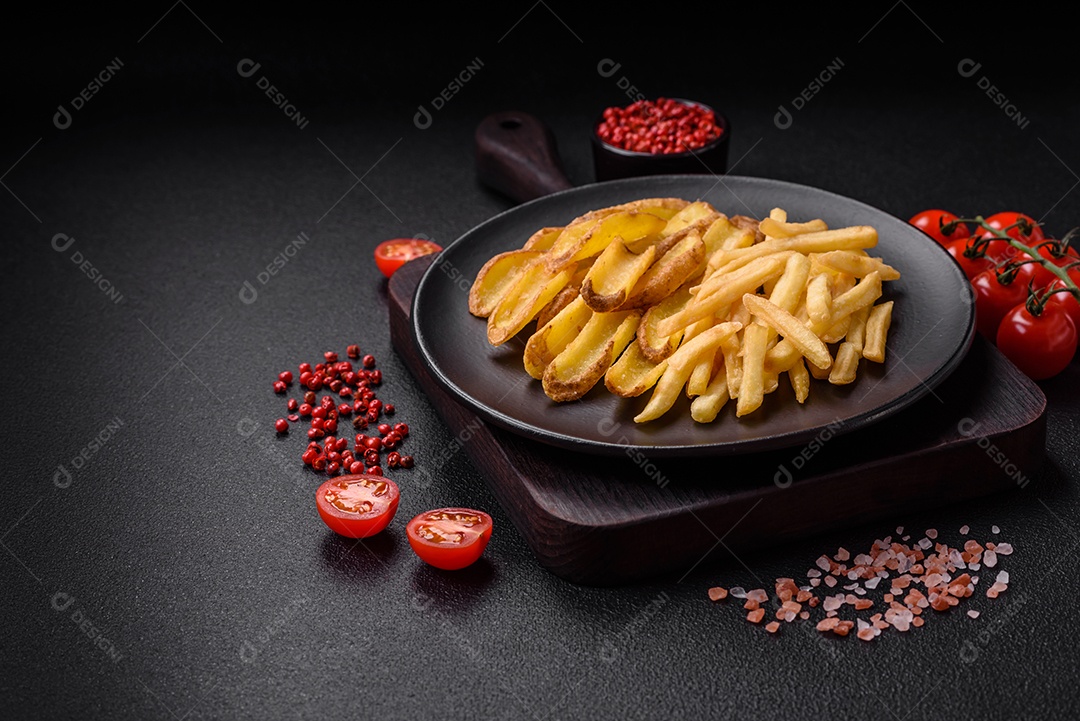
left=759, top=217, right=829, bottom=238
left=659, top=255, right=787, bottom=337
left=690, top=367, right=730, bottom=423
left=743, top=293, right=832, bottom=370
left=736, top=323, right=770, bottom=417
left=815, top=271, right=882, bottom=334
left=789, top=358, right=810, bottom=403
left=634, top=322, right=742, bottom=422
left=845, top=305, right=872, bottom=353
left=821, top=315, right=852, bottom=344
left=605, top=341, right=667, bottom=398
left=705, top=225, right=878, bottom=278
left=768, top=253, right=812, bottom=314
left=487, top=261, right=573, bottom=346
left=807, top=358, right=832, bottom=380
left=812, top=250, right=900, bottom=281
left=543, top=310, right=640, bottom=401
left=863, top=301, right=894, bottom=363
left=720, top=329, right=743, bottom=399
left=805, top=273, right=832, bottom=329
left=686, top=347, right=721, bottom=398
left=523, top=296, right=592, bottom=380
left=829, top=342, right=862, bottom=385
left=580, top=237, right=658, bottom=312
left=469, top=249, right=543, bottom=317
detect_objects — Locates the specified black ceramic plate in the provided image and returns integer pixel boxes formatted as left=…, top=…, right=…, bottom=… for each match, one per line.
left=412, top=175, right=975, bottom=457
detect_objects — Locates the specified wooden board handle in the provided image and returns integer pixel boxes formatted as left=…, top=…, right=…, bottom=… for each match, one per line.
left=475, top=111, right=573, bottom=204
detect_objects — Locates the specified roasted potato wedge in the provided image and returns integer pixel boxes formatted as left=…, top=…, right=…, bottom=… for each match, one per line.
left=542, top=310, right=641, bottom=402
left=469, top=249, right=543, bottom=318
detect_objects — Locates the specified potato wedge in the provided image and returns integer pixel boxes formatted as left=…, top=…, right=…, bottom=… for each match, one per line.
left=619, top=229, right=707, bottom=310
left=637, top=282, right=694, bottom=363
left=580, top=237, right=658, bottom=312
left=546, top=210, right=667, bottom=271
left=469, top=249, right=543, bottom=318
left=522, top=227, right=563, bottom=252
left=486, top=261, right=573, bottom=346
left=605, top=341, right=667, bottom=398
left=542, top=310, right=641, bottom=402
left=523, top=296, right=592, bottom=380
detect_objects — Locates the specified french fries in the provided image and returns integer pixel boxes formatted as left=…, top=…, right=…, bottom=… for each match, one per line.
left=468, top=197, right=900, bottom=423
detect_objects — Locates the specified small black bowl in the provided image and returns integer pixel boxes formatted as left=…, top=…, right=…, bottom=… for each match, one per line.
left=591, top=99, right=731, bottom=182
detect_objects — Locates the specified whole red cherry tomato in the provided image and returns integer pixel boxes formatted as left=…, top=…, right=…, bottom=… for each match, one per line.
left=996, top=302, right=1077, bottom=380
left=909, top=210, right=970, bottom=245
left=1045, top=280, right=1080, bottom=333
left=972, top=270, right=1029, bottom=340
left=979, top=212, right=1045, bottom=246
left=944, top=238, right=995, bottom=280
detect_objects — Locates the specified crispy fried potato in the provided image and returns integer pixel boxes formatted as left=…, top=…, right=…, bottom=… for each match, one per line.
left=486, top=261, right=573, bottom=346
left=619, top=229, right=707, bottom=310
left=759, top=217, right=829, bottom=239
left=806, top=273, right=833, bottom=329
left=811, top=250, right=900, bottom=281
left=546, top=211, right=667, bottom=271
left=706, top=225, right=878, bottom=278
left=536, top=275, right=582, bottom=328
left=743, top=293, right=832, bottom=370
left=863, top=301, right=894, bottom=363
left=829, top=341, right=862, bottom=385
left=523, top=296, right=592, bottom=380
left=660, top=201, right=719, bottom=237
left=690, top=367, right=730, bottom=423
left=605, top=341, right=667, bottom=398
left=580, top=237, right=658, bottom=312
left=634, top=321, right=742, bottom=423
left=789, top=357, right=810, bottom=403
left=522, top=227, right=563, bottom=252
left=637, top=282, right=693, bottom=363
left=469, top=249, right=543, bottom=318
left=542, top=310, right=640, bottom=402
left=658, top=255, right=788, bottom=337
left=736, top=323, right=770, bottom=417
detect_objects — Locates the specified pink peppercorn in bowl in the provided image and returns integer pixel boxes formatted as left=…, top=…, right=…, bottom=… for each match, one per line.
left=591, top=98, right=730, bottom=182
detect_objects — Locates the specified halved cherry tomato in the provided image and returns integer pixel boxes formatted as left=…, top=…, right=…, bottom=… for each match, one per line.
left=996, top=302, right=1077, bottom=380
left=909, top=209, right=970, bottom=245
left=406, top=508, right=492, bottom=570
left=316, top=474, right=400, bottom=538
left=972, top=270, right=1029, bottom=340
left=374, top=239, right=443, bottom=278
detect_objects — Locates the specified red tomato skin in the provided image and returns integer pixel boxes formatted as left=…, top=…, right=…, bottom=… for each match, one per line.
left=1046, top=281, right=1080, bottom=333
left=972, top=271, right=1028, bottom=340
left=315, top=475, right=400, bottom=538
left=996, top=303, right=1077, bottom=380
left=979, top=212, right=1045, bottom=245
left=406, top=509, right=493, bottom=570
left=374, top=239, right=442, bottom=278
left=945, top=238, right=995, bottom=280
left=909, top=210, right=969, bottom=245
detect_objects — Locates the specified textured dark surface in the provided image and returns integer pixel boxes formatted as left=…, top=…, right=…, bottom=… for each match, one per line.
left=2, top=6, right=1079, bottom=721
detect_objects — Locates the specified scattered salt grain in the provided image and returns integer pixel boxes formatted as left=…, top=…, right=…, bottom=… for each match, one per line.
left=983, top=550, right=997, bottom=568
left=896, top=526, right=904, bottom=535
left=967, top=610, right=980, bottom=619
left=960, top=525, right=970, bottom=535
left=816, top=556, right=831, bottom=571
left=996, top=543, right=1013, bottom=555
left=807, top=568, right=822, bottom=578
left=926, top=528, right=938, bottom=539
left=992, top=525, right=1000, bottom=534
left=865, top=576, right=881, bottom=590
left=996, top=570, right=1009, bottom=584
left=729, top=586, right=746, bottom=599
left=824, top=576, right=837, bottom=588
left=835, top=547, right=851, bottom=562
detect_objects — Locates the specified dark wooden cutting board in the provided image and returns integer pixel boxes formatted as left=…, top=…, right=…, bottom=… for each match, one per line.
left=389, top=255, right=1047, bottom=586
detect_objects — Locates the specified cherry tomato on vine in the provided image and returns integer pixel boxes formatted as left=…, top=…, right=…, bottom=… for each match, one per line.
left=979, top=212, right=1045, bottom=246
left=972, top=270, right=1029, bottom=340
left=996, top=302, right=1077, bottom=380
left=315, top=474, right=400, bottom=538
left=406, top=508, right=492, bottom=570
left=909, top=210, right=970, bottom=245
left=944, top=238, right=995, bottom=280
left=1037, top=243, right=1080, bottom=285
left=374, top=239, right=443, bottom=278
left=1046, top=280, right=1080, bottom=333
